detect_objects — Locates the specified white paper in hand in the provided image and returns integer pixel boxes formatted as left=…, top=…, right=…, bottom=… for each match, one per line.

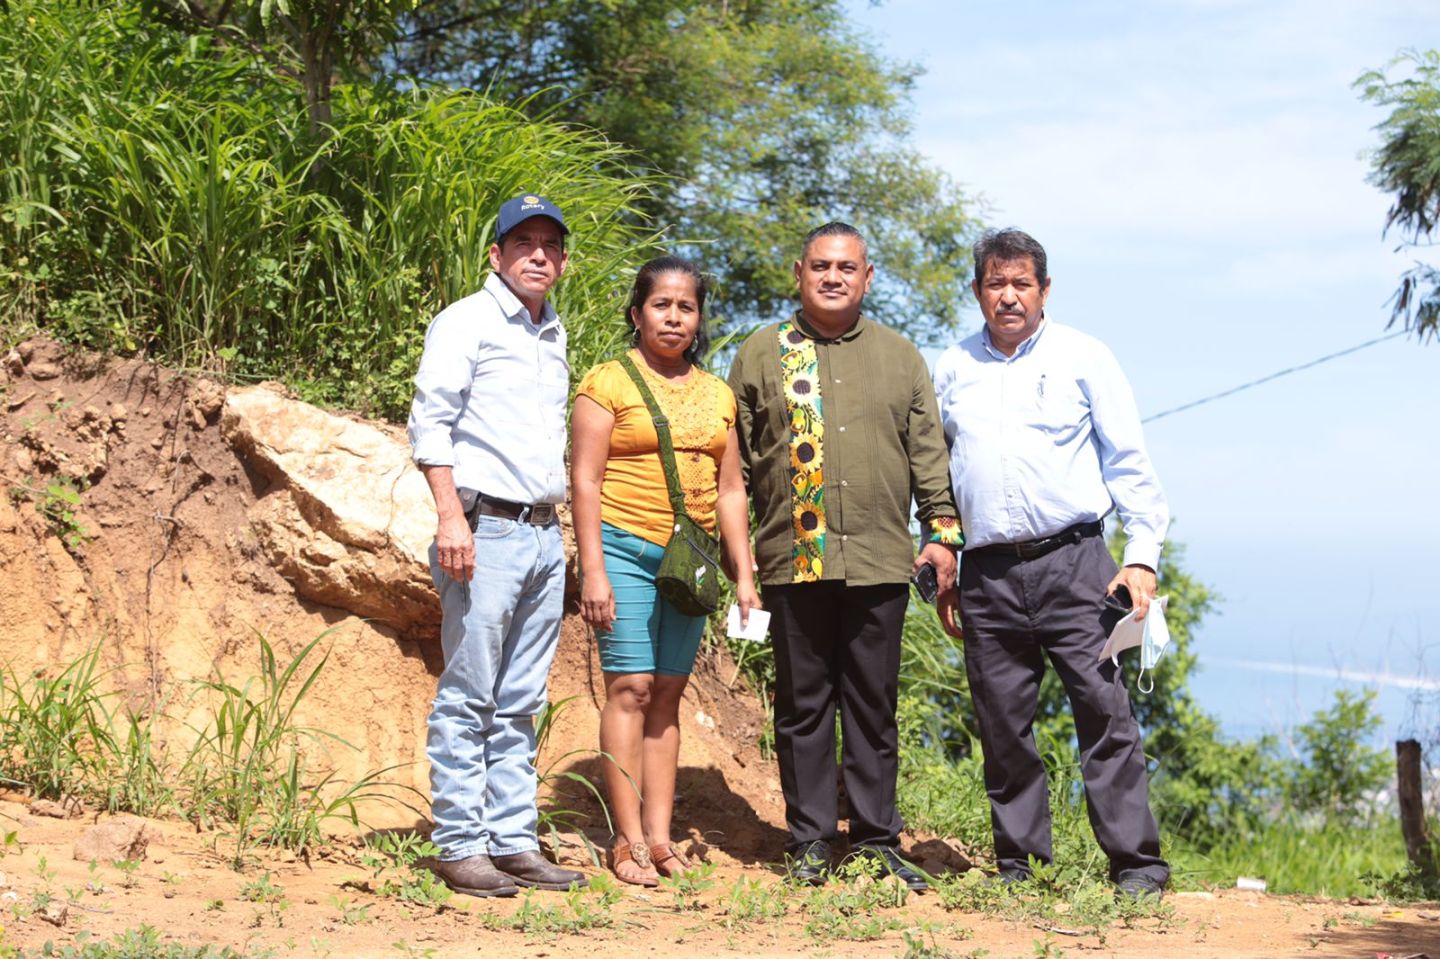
left=1097, top=595, right=1169, bottom=666
left=727, top=604, right=771, bottom=643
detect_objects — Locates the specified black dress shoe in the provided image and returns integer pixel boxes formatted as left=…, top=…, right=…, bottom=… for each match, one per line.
left=492, top=850, right=586, bottom=891
left=983, top=866, right=1032, bottom=888
left=785, top=839, right=832, bottom=886
left=852, top=844, right=929, bottom=893
left=429, top=855, right=519, bottom=898
left=1115, top=873, right=1165, bottom=902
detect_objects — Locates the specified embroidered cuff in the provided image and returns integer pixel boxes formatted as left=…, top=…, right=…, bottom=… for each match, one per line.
left=927, top=516, right=964, bottom=548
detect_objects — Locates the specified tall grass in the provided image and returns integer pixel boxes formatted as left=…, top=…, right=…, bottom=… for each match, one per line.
left=182, top=631, right=409, bottom=864
left=1172, top=821, right=1409, bottom=898
left=0, top=634, right=406, bottom=866
left=0, top=644, right=118, bottom=802
left=0, top=0, right=665, bottom=418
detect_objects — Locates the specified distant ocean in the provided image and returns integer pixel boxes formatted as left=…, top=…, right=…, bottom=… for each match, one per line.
left=1186, top=655, right=1439, bottom=752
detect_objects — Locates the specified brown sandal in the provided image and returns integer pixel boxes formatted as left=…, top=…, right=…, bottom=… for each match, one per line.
left=650, top=842, right=693, bottom=878
left=609, top=840, right=659, bottom=887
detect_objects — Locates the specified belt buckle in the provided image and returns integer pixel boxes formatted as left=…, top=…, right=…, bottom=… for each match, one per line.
left=528, top=503, right=555, bottom=525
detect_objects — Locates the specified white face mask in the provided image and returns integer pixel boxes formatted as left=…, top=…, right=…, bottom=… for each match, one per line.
left=1136, top=597, right=1172, bottom=694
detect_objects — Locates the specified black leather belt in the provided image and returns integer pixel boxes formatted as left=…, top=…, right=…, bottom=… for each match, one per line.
left=466, top=494, right=556, bottom=529
left=972, top=520, right=1103, bottom=561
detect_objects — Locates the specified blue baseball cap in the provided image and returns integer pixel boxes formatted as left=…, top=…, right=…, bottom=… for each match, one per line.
left=495, top=194, right=568, bottom=243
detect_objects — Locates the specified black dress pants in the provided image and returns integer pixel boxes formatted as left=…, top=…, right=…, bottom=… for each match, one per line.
left=959, top=533, right=1169, bottom=884
left=764, top=580, right=909, bottom=852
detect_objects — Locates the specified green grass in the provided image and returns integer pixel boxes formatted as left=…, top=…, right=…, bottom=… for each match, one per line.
left=0, top=643, right=119, bottom=803
left=12, top=926, right=242, bottom=958
left=181, top=630, right=411, bottom=866
left=0, top=0, right=666, bottom=419
left=479, top=876, right=623, bottom=937
left=1171, top=819, right=1411, bottom=898
left=0, top=632, right=410, bottom=866
left=358, top=832, right=453, bottom=910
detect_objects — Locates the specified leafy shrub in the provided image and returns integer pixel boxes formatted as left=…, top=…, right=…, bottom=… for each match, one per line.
left=0, top=0, right=665, bottom=419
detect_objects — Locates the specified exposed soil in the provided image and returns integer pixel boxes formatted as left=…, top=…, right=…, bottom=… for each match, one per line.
left=2, top=337, right=1438, bottom=957
left=3, top=799, right=1440, bottom=959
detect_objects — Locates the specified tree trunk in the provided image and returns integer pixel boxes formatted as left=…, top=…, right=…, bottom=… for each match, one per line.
left=1396, top=738, right=1437, bottom=877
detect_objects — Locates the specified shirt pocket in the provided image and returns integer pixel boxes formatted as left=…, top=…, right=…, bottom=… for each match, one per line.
left=1026, top=376, right=1089, bottom=436
left=538, top=355, right=569, bottom=423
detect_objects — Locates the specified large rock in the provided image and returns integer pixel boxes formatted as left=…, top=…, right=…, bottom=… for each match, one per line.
left=222, top=386, right=440, bottom=636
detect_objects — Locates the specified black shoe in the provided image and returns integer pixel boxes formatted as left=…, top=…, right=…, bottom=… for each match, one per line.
left=983, top=867, right=1032, bottom=888
left=429, top=855, right=519, bottom=898
left=1115, top=873, right=1165, bottom=902
left=492, top=850, right=586, bottom=891
left=852, top=844, right=929, bottom=893
left=785, top=839, right=832, bottom=886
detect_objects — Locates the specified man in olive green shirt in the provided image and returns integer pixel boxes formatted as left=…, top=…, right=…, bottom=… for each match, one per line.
left=728, top=222, right=960, bottom=891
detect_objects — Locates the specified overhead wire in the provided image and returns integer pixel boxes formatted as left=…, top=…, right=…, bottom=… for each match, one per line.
left=1142, top=330, right=1409, bottom=424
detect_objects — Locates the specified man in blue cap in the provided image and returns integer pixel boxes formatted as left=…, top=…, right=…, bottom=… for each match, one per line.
left=408, top=194, right=585, bottom=896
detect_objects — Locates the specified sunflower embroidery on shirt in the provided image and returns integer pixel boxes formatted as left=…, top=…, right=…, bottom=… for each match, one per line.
left=779, top=321, right=825, bottom=581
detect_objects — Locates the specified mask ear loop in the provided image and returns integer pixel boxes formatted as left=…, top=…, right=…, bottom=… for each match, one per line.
left=1136, top=668, right=1154, bottom=695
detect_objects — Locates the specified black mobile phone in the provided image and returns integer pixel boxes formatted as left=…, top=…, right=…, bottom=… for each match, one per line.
left=1104, top=585, right=1133, bottom=613
left=912, top=563, right=939, bottom=604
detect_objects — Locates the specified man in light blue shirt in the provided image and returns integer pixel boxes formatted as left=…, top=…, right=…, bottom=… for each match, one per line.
left=933, top=228, right=1170, bottom=899
left=408, top=194, right=584, bottom=897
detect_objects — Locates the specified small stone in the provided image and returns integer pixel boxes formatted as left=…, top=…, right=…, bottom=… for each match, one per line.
left=189, top=381, right=225, bottom=421
left=39, top=900, right=68, bottom=927
left=4, top=350, right=22, bottom=375
left=29, top=798, right=84, bottom=819
left=110, top=404, right=127, bottom=423
left=139, top=406, right=152, bottom=417
left=28, top=362, right=61, bottom=380
left=73, top=815, right=150, bottom=863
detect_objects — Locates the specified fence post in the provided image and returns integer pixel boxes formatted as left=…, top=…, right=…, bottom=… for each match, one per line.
left=1396, top=739, right=1437, bottom=877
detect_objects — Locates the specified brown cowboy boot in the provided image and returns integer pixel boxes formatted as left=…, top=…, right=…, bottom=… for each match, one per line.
left=429, top=855, right=519, bottom=898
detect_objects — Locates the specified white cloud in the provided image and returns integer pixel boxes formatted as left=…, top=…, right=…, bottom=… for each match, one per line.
left=858, top=0, right=1426, bottom=249
left=1218, top=658, right=1440, bottom=691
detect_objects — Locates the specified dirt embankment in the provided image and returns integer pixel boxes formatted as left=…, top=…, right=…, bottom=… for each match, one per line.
left=2, top=337, right=1439, bottom=958
left=0, top=336, right=781, bottom=844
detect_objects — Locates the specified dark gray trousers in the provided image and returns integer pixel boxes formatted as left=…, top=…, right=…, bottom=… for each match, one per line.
left=764, top=581, right=909, bottom=852
left=959, top=533, right=1168, bottom=883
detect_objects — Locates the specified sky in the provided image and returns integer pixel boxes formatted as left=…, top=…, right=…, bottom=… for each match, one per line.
left=844, top=0, right=1440, bottom=746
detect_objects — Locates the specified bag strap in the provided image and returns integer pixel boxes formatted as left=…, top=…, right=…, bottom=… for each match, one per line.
left=618, top=353, right=691, bottom=521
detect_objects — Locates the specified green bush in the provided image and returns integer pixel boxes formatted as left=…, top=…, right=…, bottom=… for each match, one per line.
left=0, top=0, right=664, bottom=418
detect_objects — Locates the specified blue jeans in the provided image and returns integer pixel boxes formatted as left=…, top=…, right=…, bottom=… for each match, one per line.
left=427, top=514, right=564, bottom=859
left=596, top=522, right=706, bottom=675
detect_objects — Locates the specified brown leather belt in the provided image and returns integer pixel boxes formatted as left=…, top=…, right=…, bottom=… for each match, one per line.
left=970, top=520, right=1103, bottom=561
left=466, top=494, right=556, bottom=528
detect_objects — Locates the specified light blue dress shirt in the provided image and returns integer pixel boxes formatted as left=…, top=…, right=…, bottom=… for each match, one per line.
left=933, top=316, right=1169, bottom=570
left=408, top=272, right=569, bottom=505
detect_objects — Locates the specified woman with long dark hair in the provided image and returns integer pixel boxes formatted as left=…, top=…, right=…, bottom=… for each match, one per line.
left=571, top=256, right=759, bottom=886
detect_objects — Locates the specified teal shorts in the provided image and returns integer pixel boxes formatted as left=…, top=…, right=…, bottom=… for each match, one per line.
left=597, top=522, right=706, bottom=676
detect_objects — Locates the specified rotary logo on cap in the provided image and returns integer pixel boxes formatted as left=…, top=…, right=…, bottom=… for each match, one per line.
left=496, top=193, right=569, bottom=241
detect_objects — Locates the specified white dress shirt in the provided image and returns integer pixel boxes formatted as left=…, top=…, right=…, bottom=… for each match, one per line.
left=933, top=316, right=1169, bottom=570
left=407, top=272, right=569, bottom=505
